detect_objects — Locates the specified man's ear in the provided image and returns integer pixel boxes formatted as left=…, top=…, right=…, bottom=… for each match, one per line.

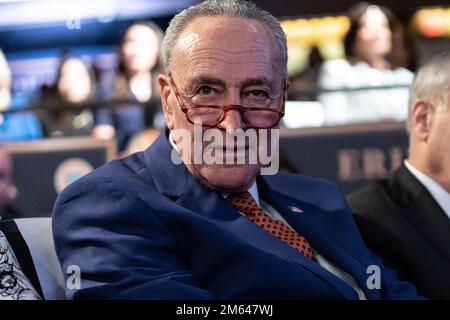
left=158, top=74, right=175, bottom=130
left=411, top=100, right=434, bottom=141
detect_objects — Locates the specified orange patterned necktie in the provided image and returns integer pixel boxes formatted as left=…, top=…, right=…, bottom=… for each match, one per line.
left=227, top=191, right=315, bottom=260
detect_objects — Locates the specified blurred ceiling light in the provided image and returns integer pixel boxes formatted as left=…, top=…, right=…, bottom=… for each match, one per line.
left=281, top=16, right=350, bottom=45
left=411, top=7, right=450, bottom=37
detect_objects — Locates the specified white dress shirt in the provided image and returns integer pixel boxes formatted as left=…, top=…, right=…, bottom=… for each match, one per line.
left=404, top=160, right=450, bottom=220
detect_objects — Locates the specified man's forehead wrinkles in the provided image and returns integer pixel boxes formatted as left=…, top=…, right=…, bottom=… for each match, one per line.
left=187, top=56, right=274, bottom=66
left=186, top=67, right=275, bottom=86
left=188, top=46, right=271, bottom=56
left=171, top=17, right=284, bottom=88
left=176, top=32, right=200, bottom=52
left=186, top=61, right=274, bottom=81
left=187, top=47, right=271, bottom=59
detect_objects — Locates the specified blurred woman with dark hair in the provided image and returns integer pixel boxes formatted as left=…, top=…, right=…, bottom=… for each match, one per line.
left=318, top=3, right=413, bottom=125
left=93, top=21, right=164, bottom=151
left=33, top=56, right=96, bottom=137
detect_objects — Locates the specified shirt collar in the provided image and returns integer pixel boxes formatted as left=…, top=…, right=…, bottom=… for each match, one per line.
left=168, top=131, right=178, bottom=151
left=246, top=181, right=260, bottom=206
left=221, top=181, right=259, bottom=205
left=404, top=159, right=450, bottom=219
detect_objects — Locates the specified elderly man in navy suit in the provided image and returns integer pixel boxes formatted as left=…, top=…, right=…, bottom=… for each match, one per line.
left=52, top=0, right=421, bottom=300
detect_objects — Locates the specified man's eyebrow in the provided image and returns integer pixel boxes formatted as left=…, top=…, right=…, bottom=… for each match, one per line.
left=241, top=77, right=273, bottom=88
left=187, top=76, right=226, bottom=89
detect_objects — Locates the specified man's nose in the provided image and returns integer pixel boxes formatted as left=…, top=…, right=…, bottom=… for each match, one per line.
left=218, top=109, right=245, bottom=130
left=217, top=89, right=245, bottom=130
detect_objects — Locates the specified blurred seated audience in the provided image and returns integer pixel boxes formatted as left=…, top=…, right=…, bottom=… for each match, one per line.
left=93, top=21, right=164, bottom=151
left=318, top=3, right=413, bottom=125
left=32, top=56, right=95, bottom=138
left=0, top=149, right=20, bottom=220
left=348, top=50, right=450, bottom=299
left=0, top=50, right=42, bottom=141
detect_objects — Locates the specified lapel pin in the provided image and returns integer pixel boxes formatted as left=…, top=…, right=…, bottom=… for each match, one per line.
left=289, top=206, right=303, bottom=213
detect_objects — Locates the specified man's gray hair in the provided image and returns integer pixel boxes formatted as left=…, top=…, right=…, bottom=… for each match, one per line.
left=161, top=0, right=287, bottom=78
left=407, top=50, right=450, bottom=132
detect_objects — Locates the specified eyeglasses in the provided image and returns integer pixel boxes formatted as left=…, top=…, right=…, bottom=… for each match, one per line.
left=168, top=73, right=285, bottom=129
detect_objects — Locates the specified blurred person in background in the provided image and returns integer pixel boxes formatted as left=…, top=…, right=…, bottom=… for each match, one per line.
left=0, top=149, right=20, bottom=220
left=0, top=50, right=42, bottom=141
left=32, top=56, right=96, bottom=138
left=288, top=46, right=323, bottom=101
left=348, top=50, right=450, bottom=299
left=318, top=2, right=413, bottom=125
left=93, top=21, right=164, bottom=151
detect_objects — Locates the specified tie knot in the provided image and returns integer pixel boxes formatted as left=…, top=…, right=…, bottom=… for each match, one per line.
left=227, top=191, right=260, bottom=216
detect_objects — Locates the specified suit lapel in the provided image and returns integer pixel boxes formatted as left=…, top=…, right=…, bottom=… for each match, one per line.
left=391, top=164, right=450, bottom=260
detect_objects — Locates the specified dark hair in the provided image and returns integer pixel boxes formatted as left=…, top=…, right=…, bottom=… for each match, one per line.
left=118, top=21, right=164, bottom=77
left=344, top=2, right=405, bottom=69
left=54, top=55, right=96, bottom=103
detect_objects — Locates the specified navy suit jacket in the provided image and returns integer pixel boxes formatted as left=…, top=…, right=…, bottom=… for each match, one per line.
left=52, top=131, right=421, bottom=299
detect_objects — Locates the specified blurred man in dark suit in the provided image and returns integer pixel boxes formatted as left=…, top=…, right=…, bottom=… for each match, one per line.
left=348, top=50, right=450, bottom=299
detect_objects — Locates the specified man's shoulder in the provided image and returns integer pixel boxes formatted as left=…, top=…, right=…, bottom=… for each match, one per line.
left=52, top=150, right=164, bottom=229
left=347, top=177, right=398, bottom=219
left=270, top=171, right=342, bottom=192
left=58, top=151, right=150, bottom=199
left=266, top=171, right=348, bottom=209
left=348, top=179, right=390, bottom=203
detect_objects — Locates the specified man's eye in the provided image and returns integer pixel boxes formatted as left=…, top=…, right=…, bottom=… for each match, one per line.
left=197, top=86, right=214, bottom=95
left=249, top=90, right=269, bottom=98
